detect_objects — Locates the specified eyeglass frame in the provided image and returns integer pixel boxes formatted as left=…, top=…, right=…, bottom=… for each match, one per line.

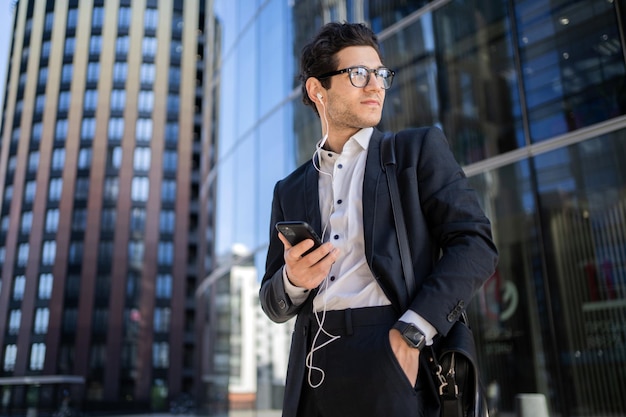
left=317, top=66, right=396, bottom=89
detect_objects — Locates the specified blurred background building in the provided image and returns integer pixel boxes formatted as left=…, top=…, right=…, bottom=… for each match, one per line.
left=0, top=0, right=625, bottom=416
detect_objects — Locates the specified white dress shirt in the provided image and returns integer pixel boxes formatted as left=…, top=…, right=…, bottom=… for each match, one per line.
left=283, top=128, right=436, bottom=342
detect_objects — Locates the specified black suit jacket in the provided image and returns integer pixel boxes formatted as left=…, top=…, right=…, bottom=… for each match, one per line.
left=260, top=127, right=498, bottom=417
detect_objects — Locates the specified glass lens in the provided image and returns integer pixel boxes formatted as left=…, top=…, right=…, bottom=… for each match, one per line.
left=349, top=67, right=369, bottom=87
left=377, top=68, right=393, bottom=89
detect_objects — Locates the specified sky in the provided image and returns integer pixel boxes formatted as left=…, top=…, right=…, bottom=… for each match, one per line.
left=0, top=0, right=15, bottom=120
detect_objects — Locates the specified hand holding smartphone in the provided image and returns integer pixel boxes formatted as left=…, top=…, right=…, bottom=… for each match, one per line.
left=275, top=221, right=323, bottom=256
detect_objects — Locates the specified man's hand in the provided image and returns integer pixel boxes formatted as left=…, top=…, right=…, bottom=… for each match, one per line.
left=389, top=328, right=420, bottom=387
left=278, top=232, right=339, bottom=290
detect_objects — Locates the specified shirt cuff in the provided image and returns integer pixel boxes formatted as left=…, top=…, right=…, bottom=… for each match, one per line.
left=282, top=266, right=309, bottom=305
left=399, top=310, right=438, bottom=346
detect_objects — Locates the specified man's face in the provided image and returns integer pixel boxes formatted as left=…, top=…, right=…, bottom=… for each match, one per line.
left=324, top=46, right=386, bottom=135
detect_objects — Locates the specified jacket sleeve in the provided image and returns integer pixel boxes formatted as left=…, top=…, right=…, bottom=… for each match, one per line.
left=259, top=180, right=309, bottom=323
left=399, top=127, right=498, bottom=335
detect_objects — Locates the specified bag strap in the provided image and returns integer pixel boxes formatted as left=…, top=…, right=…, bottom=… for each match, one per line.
left=381, top=132, right=416, bottom=303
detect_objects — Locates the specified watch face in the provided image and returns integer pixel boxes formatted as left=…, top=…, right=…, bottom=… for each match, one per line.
left=404, top=325, right=426, bottom=348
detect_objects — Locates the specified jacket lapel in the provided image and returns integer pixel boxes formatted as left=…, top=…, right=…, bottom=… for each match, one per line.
left=303, top=161, right=323, bottom=235
left=363, top=129, right=384, bottom=264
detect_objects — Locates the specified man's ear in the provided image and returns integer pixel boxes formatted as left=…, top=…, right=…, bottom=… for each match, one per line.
left=306, top=77, right=324, bottom=103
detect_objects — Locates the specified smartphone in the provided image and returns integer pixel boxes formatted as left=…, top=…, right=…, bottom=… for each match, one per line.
left=275, top=221, right=323, bottom=256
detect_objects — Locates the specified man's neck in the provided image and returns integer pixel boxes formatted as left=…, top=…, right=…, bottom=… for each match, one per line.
left=324, top=128, right=360, bottom=153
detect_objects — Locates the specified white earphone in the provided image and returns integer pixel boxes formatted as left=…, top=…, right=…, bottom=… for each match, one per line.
left=317, top=92, right=323, bottom=101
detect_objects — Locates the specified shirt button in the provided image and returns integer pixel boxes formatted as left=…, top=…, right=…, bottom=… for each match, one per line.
left=338, top=164, right=343, bottom=169
left=337, top=199, right=342, bottom=204
left=333, top=235, right=339, bottom=240
left=330, top=276, right=336, bottom=281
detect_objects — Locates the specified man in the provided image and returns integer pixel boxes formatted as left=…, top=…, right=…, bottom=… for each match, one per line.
left=260, top=22, right=498, bottom=417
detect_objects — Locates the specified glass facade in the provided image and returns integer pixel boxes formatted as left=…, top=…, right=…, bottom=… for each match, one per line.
left=207, top=0, right=626, bottom=415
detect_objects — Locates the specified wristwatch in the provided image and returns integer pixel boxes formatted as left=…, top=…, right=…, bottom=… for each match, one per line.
left=393, top=321, right=427, bottom=350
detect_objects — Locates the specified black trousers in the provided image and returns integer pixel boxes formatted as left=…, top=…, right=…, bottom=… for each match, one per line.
left=296, top=306, right=427, bottom=417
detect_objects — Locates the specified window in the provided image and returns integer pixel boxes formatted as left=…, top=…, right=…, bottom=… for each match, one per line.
left=21, top=211, right=33, bottom=233
left=63, top=308, right=78, bottom=333
left=34, top=308, right=50, bottom=334
left=68, top=242, right=83, bottom=265
left=48, top=178, right=63, bottom=201
left=28, top=152, right=40, bottom=172
left=103, top=178, right=119, bottom=200
left=142, top=37, right=157, bottom=59
left=140, top=63, right=155, bottom=84
left=113, top=62, right=127, bottom=83
left=58, top=91, right=71, bottom=113
left=8, top=310, right=21, bottom=334
left=81, top=118, right=96, bottom=140
left=56, top=119, right=68, bottom=141
left=61, top=64, right=73, bottom=83
left=3, top=344, right=17, bottom=371
left=46, top=209, right=59, bottom=233
left=156, top=274, right=172, bottom=299
left=24, top=181, right=37, bottom=203
left=17, top=244, right=29, bottom=267
left=134, top=147, right=151, bottom=171
left=136, top=118, right=153, bottom=142
left=32, top=122, right=43, bottom=143
left=72, top=208, right=87, bottom=231
left=153, top=342, right=169, bottom=368
left=30, top=343, right=46, bottom=370
left=108, top=146, right=123, bottom=169
left=169, top=67, right=181, bottom=89
left=163, top=150, right=177, bottom=173
left=167, top=94, right=179, bottom=113
left=42, top=241, right=56, bottom=266
left=13, top=276, right=26, bottom=300
left=78, top=148, right=92, bottom=169
left=157, top=242, right=173, bottom=266
left=128, top=241, right=144, bottom=267
left=101, top=209, right=116, bottom=231
left=162, top=180, right=176, bottom=202
left=108, top=118, right=124, bottom=141
left=64, top=37, right=76, bottom=57
left=35, top=95, right=45, bottom=114
left=144, top=8, right=158, bottom=30
left=89, top=35, right=102, bottom=56
left=131, top=177, right=149, bottom=202
left=116, top=35, right=129, bottom=55
left=87, top=62, right=100, bottom=83
left=118, top=7, right=131, bottom=30
left=138, top=91, right=154, bottom=113
left=41, top=40, right=51, bottom=59
left=44, top=12, right=54, bottom=31
left=51, top=149, right=65, bottom=170
left=67, top=8, right=78, bottom=29
left=38, top=273, right=53, bottom=299
left=111, top=90, right=126, bottom=112
left=153, top=307, right=170, bottom=333
left=159, top=210, right=175, bottom=233
left=11, top=127, right=20, bottom=143
left=98, top=241, right=113, bottom=265
left=38, top=67, right=48, bottom=86
left=92, top=7, right=104, bottom=29
left=3, top=185, right=12, bottom=202
left=130, top=208, right=146, bottom=233
left=75, top=178, right=89, bottom=200
left=84, top=90, right=98, bottom=111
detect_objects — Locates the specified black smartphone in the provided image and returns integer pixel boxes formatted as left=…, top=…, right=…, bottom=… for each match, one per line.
left=275, top=221, right=323, bottom=256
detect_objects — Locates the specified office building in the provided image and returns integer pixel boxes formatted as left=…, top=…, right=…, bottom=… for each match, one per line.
left=204, top=0, right=626, bottom=415
left=0, top=0, right=210, bottom=412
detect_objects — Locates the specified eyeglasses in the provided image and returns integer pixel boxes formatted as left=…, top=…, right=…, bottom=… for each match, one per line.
left=317, top=66, right=396, bottom=90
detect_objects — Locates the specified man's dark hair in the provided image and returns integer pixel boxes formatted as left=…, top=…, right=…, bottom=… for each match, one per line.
left=300, top=22, right=381, bottom=113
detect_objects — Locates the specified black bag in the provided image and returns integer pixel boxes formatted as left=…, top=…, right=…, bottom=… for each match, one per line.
left=381, top=132, right=489, bottom=417
left=427, top=313, right=489, bottom=417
